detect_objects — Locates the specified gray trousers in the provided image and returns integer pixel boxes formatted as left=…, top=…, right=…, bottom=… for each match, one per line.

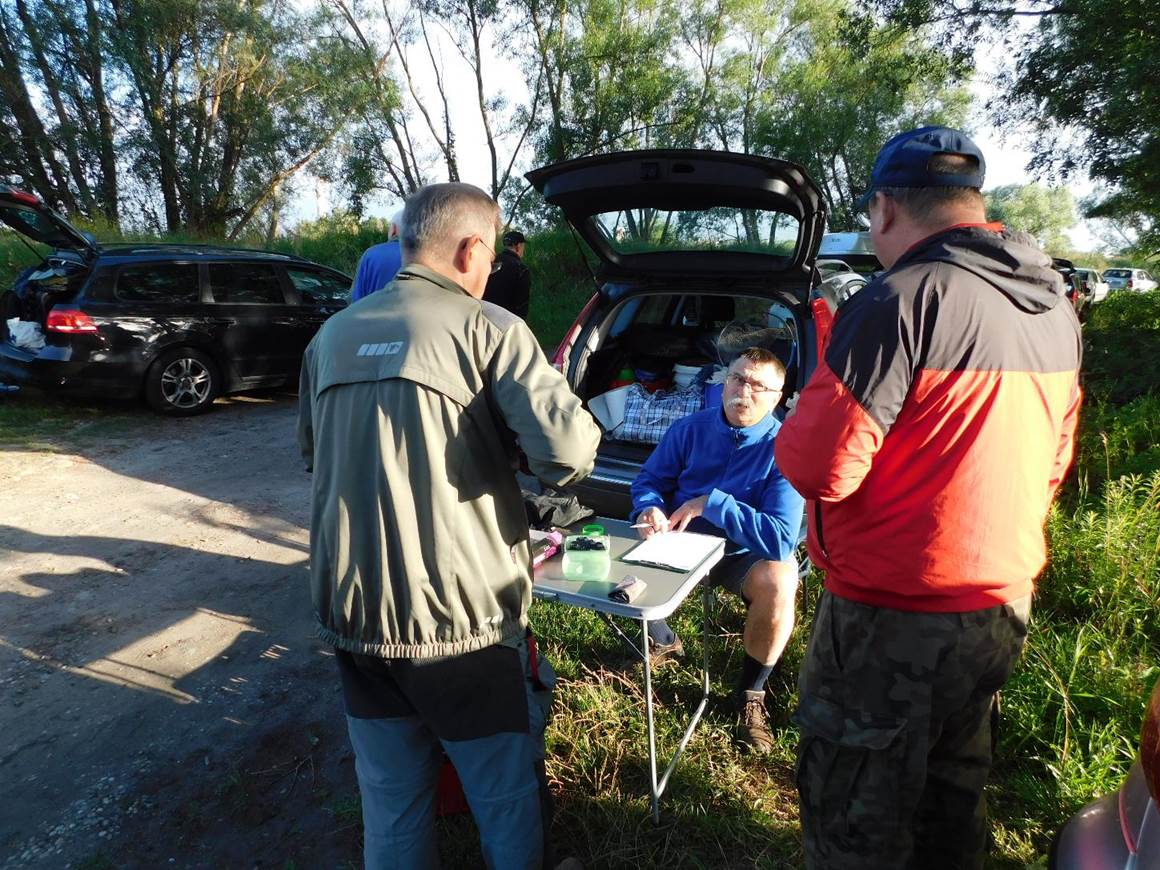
left=337, top=634, right=556, bottom=870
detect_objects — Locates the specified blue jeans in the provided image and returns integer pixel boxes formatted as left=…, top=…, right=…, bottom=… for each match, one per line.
left=337, top=634, right=556, bottom=870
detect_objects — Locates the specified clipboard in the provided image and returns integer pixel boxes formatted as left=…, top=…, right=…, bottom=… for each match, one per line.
left=620, top=531, right=724, bottom=573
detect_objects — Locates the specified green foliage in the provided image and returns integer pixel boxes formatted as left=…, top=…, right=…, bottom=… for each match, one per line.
left=1075, top=394, right=1160, bottom=491
left=867, top=0, right=1160, bottom=260
left=758, top=3, right=971, bottom=231
left=1081, top=290, right=1160, bottom=405
left=986, top=283, right=1160, bottom=848
left=1008, top=0, right=1160, bottom=258
left=985, top=184, right=1077, bottom=254
left=521, top=229, right=599, bottom=349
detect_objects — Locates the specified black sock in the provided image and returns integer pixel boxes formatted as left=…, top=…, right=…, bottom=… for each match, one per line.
left=647, top=619, right=677, bottom=647
left=737, top=654, right=775, bottom=696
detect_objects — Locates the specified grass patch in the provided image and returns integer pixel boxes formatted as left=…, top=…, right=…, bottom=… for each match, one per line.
left=0, top=391, right=147, bottom=449
left=533, top=591, right=807, bottom=867
left=521, top=228, right=601, bottom=351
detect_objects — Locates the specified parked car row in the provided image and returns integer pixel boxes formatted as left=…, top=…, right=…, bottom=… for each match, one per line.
left=1103, top=267, right=1158, bottom=294
left=0, top=186, right=351, bottom=415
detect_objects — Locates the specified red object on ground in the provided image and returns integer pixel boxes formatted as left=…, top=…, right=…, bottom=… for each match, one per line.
left=436, top=757, right=469, bottom=816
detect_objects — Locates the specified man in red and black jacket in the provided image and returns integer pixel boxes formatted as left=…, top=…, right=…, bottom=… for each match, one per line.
left=776, top=126, right=1082, bottom=870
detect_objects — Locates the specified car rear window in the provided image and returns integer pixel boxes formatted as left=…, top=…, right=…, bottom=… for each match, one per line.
left=209, top=262, right=284, bottom=304
left=287, top=267, right=349, bottom=305
left=115, top=263, right=200, bottom=303
left=1105, top=269, right=1131, bottom=278
left=593, top=207, right=801, bottom=256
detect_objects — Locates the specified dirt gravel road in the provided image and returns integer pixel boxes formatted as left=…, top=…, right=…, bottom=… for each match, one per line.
left=0, top=395, right=365, bottom=868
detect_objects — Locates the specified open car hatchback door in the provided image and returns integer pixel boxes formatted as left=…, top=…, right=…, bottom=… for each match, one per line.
left=0, top=186, right=97, bottom=254
left=525, top=149, right=826, bottom=306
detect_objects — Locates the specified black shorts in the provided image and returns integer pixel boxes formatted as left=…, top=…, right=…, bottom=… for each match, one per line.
left=335, top=643, right=529, bottom=741
left=707, top=548, right=765, bottom=598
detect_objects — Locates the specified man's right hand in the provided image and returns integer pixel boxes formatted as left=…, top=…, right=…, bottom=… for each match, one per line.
left=637, top=507, right=669, bottom=539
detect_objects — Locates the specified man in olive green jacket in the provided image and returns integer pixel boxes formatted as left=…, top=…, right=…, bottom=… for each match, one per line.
left=298, top=182, right=600, bottom=870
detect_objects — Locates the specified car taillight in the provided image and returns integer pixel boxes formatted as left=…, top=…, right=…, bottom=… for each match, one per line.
left=4, top=188, right=41, bottom=206
left=1141, top=678, right=1160, bottom=801
left=551, top=292, right=600, bottom=374
left=46, top=307, right=98, bottom=334
left=1128, top=279, right=1134, bottom=290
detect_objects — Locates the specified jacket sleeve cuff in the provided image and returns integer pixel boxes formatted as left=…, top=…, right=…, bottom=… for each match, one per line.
left=630, top=494, right=665, bottom=523
left=702, top=488, right=733, bottom=528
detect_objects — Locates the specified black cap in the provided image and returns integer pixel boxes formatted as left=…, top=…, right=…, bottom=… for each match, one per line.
left=502, top=230, right=526, bottom=247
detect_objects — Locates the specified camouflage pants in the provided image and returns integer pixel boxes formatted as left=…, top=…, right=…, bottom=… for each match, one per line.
left=794, top=591, right=1030, bottom=870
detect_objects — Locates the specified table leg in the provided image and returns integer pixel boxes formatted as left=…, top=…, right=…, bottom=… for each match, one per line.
left=639, top=586, right=714, bottom=825
left=598, top=611, right=644, bottom=660
left=641, top=617, right=660, bottom=824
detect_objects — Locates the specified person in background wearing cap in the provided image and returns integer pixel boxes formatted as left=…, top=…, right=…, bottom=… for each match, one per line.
left=350, top=209, right=404, bottom=303
left=775, top=126, right=1082, bottom=869
left=483, top=229, right=532, bottom=320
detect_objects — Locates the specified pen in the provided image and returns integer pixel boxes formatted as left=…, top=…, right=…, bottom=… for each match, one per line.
left=629, top=522, right=669, bottom=530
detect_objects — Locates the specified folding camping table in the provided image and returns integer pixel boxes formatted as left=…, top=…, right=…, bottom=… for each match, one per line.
left=532, top=517, right=725, bottom=823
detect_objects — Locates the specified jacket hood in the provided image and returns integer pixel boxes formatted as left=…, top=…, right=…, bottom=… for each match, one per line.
left=903, top=226, right=1065, bottom=314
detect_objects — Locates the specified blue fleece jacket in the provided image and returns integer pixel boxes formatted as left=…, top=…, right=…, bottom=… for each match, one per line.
left=629, top=407, right=804, bottom=562
left=351, top=240, right=403, bottom=302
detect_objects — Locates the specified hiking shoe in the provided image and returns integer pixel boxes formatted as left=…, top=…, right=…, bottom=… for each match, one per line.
left=735, top=690, right=774, bottom=755
left=648, top=634, right=684, bottom=668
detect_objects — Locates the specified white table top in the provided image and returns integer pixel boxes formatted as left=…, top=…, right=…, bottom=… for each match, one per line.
left=532, top=517, right=726, bottom=620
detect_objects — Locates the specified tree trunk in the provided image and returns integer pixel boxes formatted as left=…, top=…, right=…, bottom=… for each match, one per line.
left=83, top=0, right=119, bottom=225
left=13, top=0, right=95, bottom=215
left=0, top=12, right=76, bottom=210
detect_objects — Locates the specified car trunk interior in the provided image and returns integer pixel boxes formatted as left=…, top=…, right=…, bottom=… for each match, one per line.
left=1, top=254, right=91, bottom=339
left=574, top=289, right=801, bottom=464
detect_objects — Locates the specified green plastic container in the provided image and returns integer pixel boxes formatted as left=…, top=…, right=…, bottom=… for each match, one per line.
left=562, top=527, right=611, bottom=580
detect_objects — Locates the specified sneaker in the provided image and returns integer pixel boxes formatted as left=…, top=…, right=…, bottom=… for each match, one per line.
left=647, top=634, right=684, bottom=668
left=734, top=690, right=774, bottom=755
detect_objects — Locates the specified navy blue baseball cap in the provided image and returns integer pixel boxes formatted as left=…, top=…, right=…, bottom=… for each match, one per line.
left=855, top=126, right=986, bottom=211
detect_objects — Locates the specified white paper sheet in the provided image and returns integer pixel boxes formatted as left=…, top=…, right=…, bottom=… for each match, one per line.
left=620, top=531, right=723, bottom=572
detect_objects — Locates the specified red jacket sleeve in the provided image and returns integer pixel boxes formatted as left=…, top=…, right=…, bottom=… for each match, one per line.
left=776, top=278, right=919, bottom=502
left=1046, top=382, right=1082, bottom=503
left=775, top=361, right=886, bottom=501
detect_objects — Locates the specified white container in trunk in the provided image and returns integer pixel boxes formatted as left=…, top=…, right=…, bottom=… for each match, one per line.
left=588, top=384, right=633, bottom=436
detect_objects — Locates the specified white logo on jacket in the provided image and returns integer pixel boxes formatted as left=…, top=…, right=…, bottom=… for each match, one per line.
left=356, top=341, right=404, bottom=357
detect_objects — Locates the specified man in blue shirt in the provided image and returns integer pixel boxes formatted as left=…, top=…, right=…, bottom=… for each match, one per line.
left=351, top=210, right=404, bottom=302
left=631, top=347, right=804, bottom=753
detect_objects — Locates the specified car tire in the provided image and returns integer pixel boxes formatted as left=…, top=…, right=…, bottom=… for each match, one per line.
left=144, top=347, right=220, bottom=416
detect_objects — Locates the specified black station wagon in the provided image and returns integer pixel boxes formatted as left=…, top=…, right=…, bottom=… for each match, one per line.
left=0, top=186, right=350, bottom=415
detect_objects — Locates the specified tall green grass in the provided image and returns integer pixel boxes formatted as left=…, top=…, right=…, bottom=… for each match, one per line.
left=984, top=291, right=1160, bottom=862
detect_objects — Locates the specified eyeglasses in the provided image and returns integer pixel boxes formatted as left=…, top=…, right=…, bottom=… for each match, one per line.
left=726, top=372, right=783, bottom=395
left=474, top=237, right=503, bottom=274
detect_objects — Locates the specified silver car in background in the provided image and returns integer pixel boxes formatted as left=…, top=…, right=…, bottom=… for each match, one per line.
left=1104, top=268, right=1159, bottom=294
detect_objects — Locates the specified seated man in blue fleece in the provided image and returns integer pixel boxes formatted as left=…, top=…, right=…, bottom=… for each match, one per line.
left=631, top=346, right=804, bottom=754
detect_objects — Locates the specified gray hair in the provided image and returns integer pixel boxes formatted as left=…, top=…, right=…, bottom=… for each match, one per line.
left=400, top=183, right=501, bottom=262
left=388, top=208, right=404, bottom=239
